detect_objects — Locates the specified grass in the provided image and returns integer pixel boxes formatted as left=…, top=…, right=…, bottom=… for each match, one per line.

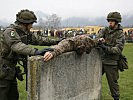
left=18, top=43, right=133, bottom=100
left=18, top=45, right=44, bottom=100
left=102, top=43, right=133, bottom=100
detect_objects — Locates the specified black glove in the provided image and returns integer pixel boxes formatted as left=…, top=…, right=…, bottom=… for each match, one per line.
left=35, top=48, right=54, bottom=56
left=99, top=44, right=108, bottom=51
left=56, top=38, right=66, bottom=43
left=97, top=40, right=102, bottom=46
left=76, top=45, right=86, bottom=55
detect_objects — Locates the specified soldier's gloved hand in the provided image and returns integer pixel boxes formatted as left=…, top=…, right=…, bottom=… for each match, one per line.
left=99, top=44, right=108, bottom=51
left=35, top=48, right=54, bottom=56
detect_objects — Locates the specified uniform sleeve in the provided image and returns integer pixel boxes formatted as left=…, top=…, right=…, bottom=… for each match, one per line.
left=4, top=29, right=36, bottom=56
left=105, top=31, right=125, bottom=54
left=30, top=33, right=59, bottom=46
left=96, top=28, right=106, bottom=39
left=50, top=35, right=96, bottom=57
left=50, top=38, right=75, bottom=57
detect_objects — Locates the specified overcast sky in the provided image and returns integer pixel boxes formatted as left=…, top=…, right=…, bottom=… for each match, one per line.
left=0, top=0, right=133, bottom=22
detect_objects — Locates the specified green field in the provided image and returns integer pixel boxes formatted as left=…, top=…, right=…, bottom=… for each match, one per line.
left=102, top=43, right=133, bottom=100
left=18, top=43, right=133, bottom=100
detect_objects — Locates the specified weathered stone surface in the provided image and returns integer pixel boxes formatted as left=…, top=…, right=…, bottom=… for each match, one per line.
left=28, top=49, right=102, bottom=100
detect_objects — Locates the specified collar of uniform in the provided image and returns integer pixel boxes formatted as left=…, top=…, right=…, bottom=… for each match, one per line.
left=15, top=25, right=27, bottom=35
left=117, top=24, right=123, bottom=30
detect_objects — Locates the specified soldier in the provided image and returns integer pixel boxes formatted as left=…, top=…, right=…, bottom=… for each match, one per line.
left=43, top=12, right=125, bottom=100
left=0, top=9, right=60, bottom=100
left=97, top=12, right=125, bottom=100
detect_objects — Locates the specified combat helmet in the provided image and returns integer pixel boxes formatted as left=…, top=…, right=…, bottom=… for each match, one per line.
left=107, top=12, right=122, bottom=23
left=16, top=9, right=37, bottom=24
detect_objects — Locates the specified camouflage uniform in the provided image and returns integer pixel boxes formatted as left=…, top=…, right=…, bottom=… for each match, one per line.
left=50, top=35, right=97, bottom=57
left=0, top=9, right=59, bottom=100
left=96, top=12, right=125, bottom=99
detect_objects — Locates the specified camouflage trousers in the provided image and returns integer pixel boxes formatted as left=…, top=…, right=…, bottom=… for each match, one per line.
left=0, top=78, right=19, bottom=100
left=102, top=64, right=120, bottom=99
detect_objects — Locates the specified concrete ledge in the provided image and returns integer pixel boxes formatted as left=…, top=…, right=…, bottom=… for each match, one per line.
left=28, top=49, right=102, bottom=100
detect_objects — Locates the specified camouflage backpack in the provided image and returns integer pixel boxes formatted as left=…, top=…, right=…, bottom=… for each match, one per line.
left=118, top=54, right=128, bottom=72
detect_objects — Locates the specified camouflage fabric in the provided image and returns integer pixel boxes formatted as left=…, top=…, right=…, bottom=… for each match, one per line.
left=51, top=35, right=97, bottom=57
left=96, top=24, right=125, bottom=65
left=96, top=24, right=125, bottom=99
left=16, top=9, right=37, bottom=24
left=107, top=12, right=122, bottom=22
left=102, top=64, right=119, bottom=99
left=0, top=24, right=59, bottom=80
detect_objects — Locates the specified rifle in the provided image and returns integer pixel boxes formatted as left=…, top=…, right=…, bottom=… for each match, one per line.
left=17, top=48, right=54, bottom=90
left=17, top=55, right=28, bottom=90
left=4, top=51, right=28, bottom=90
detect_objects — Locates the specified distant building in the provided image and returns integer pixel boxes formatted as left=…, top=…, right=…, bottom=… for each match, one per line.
left=30, top=28, right=43, bottom=32
left=123, top=28, right=133, bottom=35
left=83, top=26, right=104, bottom=34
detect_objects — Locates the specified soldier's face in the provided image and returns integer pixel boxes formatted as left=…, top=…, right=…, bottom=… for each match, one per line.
left=27, top=24, right=33, bottom=31
left=108, top=20, right=116, bottom=29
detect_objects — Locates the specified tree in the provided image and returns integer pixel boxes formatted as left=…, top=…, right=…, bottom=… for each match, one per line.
left=45, top=14, right=61, bottom=29
left=38, top=17, right=45, bottom=28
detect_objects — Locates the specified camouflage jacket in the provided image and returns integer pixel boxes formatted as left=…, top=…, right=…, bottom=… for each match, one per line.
left=51, top=35, right=97, bottom=57
left=96, top=24, right=125, bottom=65
left=0, top=24, right=58, bottom=80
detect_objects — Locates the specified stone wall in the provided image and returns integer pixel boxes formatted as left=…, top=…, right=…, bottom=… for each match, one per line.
left=28, top=49, right=102, bottom=100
